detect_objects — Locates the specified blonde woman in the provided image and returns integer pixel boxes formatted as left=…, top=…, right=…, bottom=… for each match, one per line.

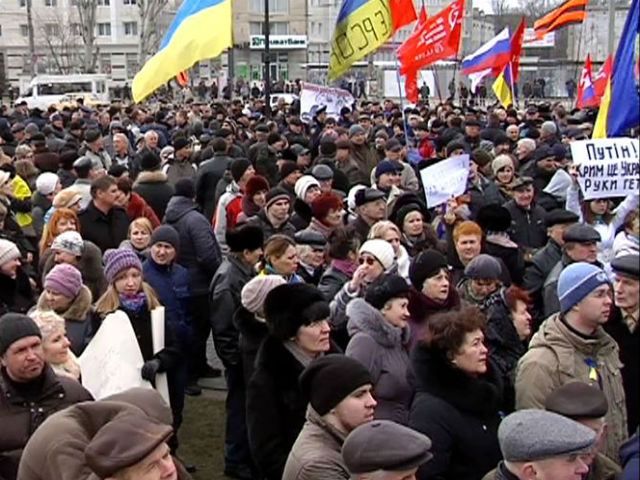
left=120, top=217, right=153, bottom=260
left=368, top=220, right=409, bottom=280
left=31, top=310, right=81, bottom=381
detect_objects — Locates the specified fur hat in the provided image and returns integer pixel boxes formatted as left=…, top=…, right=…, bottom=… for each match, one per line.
left=477, top=205, right=512, bottom=233
left=365, top=274, right=410, bottom=309
left=226, top=225, right=264, bottom=252
left=264, top=284, right=330, bottom=340
left=245, top=175, right=270, bottom=198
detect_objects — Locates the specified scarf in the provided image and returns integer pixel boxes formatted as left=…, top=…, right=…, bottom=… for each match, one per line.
left=332, top=259, right=358, bottom=278
left=119, top=292, right=147, bottom=313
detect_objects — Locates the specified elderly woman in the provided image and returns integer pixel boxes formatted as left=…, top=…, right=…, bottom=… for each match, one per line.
left=408, top=249, right=460, bottom=348
left=304, top=191, right=344, bottom=240
left=409, top=307, right=502, bottom=480
left=449, top=220, right=483, bottom=285
left=120, top=217, right=153, bottom=261
left=368, top=220, right=410, bottom=280
left=36, top=263, right=93, bottom=356
left=259, top=234, right=303, bottom=283
left=246, top=283, right=336, bottom=480
left=346, top=274, right=412, bottom=425
left=393, top=203, right=442, bottom=257
left=294, top=230, right=327, bottom=285
left=457, top=254, right=504, bottom=312
left=31, top=310, right=81, bottom=381
left=485, top=285, right=532, bottom=413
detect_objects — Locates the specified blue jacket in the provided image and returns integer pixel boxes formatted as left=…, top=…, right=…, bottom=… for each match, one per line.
left=142, top=257, right=193, bottom=348
left=621, top=432, right=639, bottom=480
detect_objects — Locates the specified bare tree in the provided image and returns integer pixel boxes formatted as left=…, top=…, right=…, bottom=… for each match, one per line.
left=26, top=0, right=37, bottom=76
left=491, top=0, right=511, bottom=16
left=138, top=0, right=171, bottom=65
left=75, top=0, right=98, bottom=73
left=35, top=10, right=83, bottom=74
left=516, top=0, right=562, bottom=19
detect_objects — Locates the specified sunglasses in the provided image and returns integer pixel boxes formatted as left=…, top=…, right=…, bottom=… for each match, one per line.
left=358, top=256, right=377, bottom=266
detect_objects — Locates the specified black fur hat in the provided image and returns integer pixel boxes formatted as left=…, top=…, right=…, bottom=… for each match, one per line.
left=476, top=205, right=512, bottom=233
left=225, top=224, right=264, bottom=252
left=264, top=284, right=329, bottom=340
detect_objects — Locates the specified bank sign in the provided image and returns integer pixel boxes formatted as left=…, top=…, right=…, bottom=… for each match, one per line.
left=250, top=35, right=308, bottom=50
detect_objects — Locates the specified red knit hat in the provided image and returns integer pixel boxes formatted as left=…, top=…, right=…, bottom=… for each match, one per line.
left=311, top=192, right=343, bottom=220
left=245, top=175, right=270, bottom=198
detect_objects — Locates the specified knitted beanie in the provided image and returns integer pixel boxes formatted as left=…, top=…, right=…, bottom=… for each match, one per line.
left=0, top=239, right=21, bottom=266
left=0, top=313, right=41, bottom=356
left=35, top=172, right=60, bottom=196
left=230, top=158, right=252, bottom=182
left=294, top=175, right=320, bottom=201
left=409, top=250, right=449, bottom=291
left=557, top=262, right=610, bottom=313
left=299, top=354, right=372, bottom=415
left=51, top=231, right=84, bottom=257
left=491, top=154, right=515, bottom=176
left=241, top=275, right=287, bottom=314
left=150, top=225, right=180, bottom=251
left=44, top=263, right=83, bottom=299
left=464, top=254, right=503, bottom=280
left=359, top=239, right=395, bottom=271
left=265, top=187, right=290, bottom=210
left=103, top=248, right=143, bottom=284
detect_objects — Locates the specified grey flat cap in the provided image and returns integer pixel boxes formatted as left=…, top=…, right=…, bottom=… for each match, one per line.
left=563, top=223, right=601, bottom=243
left=611, top=254, right=640, bottom=279
left=498, top=409, right=596, bottom=462
left=342, top=420, right=433, bottom=474
left=311, top=164, right=334, bottom=181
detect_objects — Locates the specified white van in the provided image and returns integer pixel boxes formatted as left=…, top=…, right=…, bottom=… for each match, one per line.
left=16, top=74, right=110, bottom=110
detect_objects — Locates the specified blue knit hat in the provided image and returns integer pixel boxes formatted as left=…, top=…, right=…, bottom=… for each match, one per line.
left=557, top=262, right=610, bottom=313
left=103, top=248, right=143, bottom=284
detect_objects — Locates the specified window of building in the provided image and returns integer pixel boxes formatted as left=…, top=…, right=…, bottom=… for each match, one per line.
left=125, top=52, right=138, bottom=78
left=97, top=23, right=111, bottom=36
left=97, top=0, right=110, bottom=5
left=249, top=21, right=289, bottom=35
left=123, top=0, right=136, bottom=4
left=70, top=23, right=82, bottom=36
left=123, top=21, right=138, bottom=35
left=20, top=24, right=29, bottom=37
left=44, top=23, right=60, bottom=36
left=251, top=0, right=288, bottom=14
left=44, top=0, right=57, bottom=6
left=18, top=0, right=26, bottom=6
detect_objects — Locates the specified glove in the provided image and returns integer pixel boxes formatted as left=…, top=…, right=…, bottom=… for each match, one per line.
left=141, top=359, right=162, bottom=387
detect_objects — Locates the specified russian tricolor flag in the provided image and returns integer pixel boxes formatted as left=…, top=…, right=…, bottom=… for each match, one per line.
left=577, top=54, right=599, bottom=109
left=461, top=28, right=512, bottom=75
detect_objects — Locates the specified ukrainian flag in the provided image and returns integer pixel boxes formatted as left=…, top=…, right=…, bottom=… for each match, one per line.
left=328, top=0, right=394, bottom=81
left=492, top=63, right=514, bottom=108
left=593, top=0, right=639, bottom=138
left=132, top=0, right=232, bottom=103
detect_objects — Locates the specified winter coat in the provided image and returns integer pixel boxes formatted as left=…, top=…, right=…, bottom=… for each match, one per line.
left=163, top=160, right=196, bottom=186
left=336, top=156, right=366, bottom=188
left=504, top=200, right=547, bottom=251
left=409, top=345, right=503, bottom=480
left=235, top=306, right=269, bottom=386
left=346, top=299, right=412, bottom=424
left=32, top=147, right=59, bottom=173
left=605, top=307, right=639, bottom=436
left=133, top=170, right=175, bottom=220
left=245, top=209, right=296, bottom=243
left=195, top=154, right=233, bottom=220
left=35, top=286, right=93, bottom=356
left=485, top=293, right=527, bottom=413
left=348, top=215, right=372, bottom=244
left=209, top=255, right=255, bottom=367
left=0, top=366, right=92, bottom=480
left=468, top=177, right=504, bottom=219
left=17, top=388, right=193, bottom=480
left=246, top=336, right=340, bottom=480
left=620, top=432, right=639, bottom=480
left=255, top=145, right=280, bottom=187
left=317, top=263, right=352, bottom=302
left=142, top=258, right=193, bottom=350
left=523, top=238, right=562, bottom=294
left=407, top=286, right=460, bottom=349
left=612, top=231, right=639, bottom=257
left=483, top=453, right=620, bottom=480
left=515, top=313, right=627, bottom=459
left=41, top=241, right=107, bottom=302
left=164, top=196, right=221, bottom=295
left=401, top=227, right=443, bottom=258
left=78, top=203, right=130, bottom=253
left=290, top=199, right=312, bottom=231
left=125, top=192, right=160, bottom=228
left=30, top=191, right=52, bottom=240
left=350, top=143, right=378, bottom=186
left=0, top=269, right=35, bottom=317
left=213, top=181, right=242, bottom=251
left=567, top=185, right=639, bottom=266
left=282, top=407, right=349, bottom=480
left=484, top=234, right=525, bottom=286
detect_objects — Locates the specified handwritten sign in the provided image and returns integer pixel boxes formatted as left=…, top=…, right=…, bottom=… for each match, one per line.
left=420, top=154, right=470, bottom=207
left=79, top=311, right=152, bottom=400
left=570, top=138, right=640, bottom=200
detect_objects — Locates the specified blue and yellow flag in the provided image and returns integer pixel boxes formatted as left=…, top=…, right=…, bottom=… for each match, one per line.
left=492, top=63, right=514, bottom=108
left=593, top=0, right=639, bottom=138
left=132, top=0, right=232, bottom=103
left=328, top=0, right=394, bottom=81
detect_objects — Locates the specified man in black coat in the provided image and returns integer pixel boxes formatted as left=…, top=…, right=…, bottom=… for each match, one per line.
left=195, top=138, right=233, bottom=221
left=132, top=151, right=175, bottom=219
left=210, top=225, right=263, bottom=480
left=504, top=177, right=547, bottom=262
left=607, top=255, right=639, bottom=436
left=78, top=176, right=129, bottom=253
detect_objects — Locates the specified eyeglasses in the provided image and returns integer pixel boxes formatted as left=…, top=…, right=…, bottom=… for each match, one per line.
left=358, top=256, right=377, bottom=266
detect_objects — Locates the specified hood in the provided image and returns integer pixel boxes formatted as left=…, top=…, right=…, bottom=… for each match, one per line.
left=411, top=343, right=502, bottom=415
left=37, top=285, right=92, bottom=321
left=543, top=168, right=572, bottom=198
left=346, top=298, right=410, bottom=348
left=164, top=196, right=197, bottom=223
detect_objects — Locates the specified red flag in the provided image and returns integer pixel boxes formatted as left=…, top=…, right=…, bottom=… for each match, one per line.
left=390, top=0, right=418, bottom=32
left=593, top=55, right=612, bottom=98
left=510, top=17, right=526, bottom=83
left=398, top=0, right=465, bottom=75
left=576, top=54, right=599, bottom=108
left=405, top=6, right=429, bottom=103
left=176, top=71, right=189, bottom=87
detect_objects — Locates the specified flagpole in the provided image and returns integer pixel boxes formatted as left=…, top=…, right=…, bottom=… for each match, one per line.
left=508, top=61, right=516, bottom=108
left=392, top=33, right=413, bottom=148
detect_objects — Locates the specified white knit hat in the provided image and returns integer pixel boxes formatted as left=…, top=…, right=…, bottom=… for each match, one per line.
left=241, top=275, right=287, bottom=314
left=0, top=239, right=21, bottom=266
left=294, top=175, right=320, bottom=201
left=359, top=239, right=395, bottom=271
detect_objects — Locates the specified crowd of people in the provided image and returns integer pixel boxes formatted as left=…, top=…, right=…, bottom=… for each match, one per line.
left=0, top=91, right=638, bottom=480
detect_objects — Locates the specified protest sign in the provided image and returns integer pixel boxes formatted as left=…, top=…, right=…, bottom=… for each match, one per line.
left=300, top=82, right=354, bottom=122
left=420, top=154, right=470, bottom=207
left=570, top=138, right=640, bottom=200
left=79, top=311, right=152, bottom=400
left=152, top=307, right=170, bottom=407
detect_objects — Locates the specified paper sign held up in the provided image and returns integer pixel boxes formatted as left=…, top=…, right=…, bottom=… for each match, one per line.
left=420, top=154, right=470, bottom=207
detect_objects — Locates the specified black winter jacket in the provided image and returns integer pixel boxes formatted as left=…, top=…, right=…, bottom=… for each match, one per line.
left=195, top=154, right=233, bottom=221
left=409, top=345, right=503, bottom=480
left=78, top=203, right=130, bottom=253
left=235, top=306, right=269, bottom=387
left=504, top=200, right=547, bottom=251
left=133, top=170, right=175, bottom=220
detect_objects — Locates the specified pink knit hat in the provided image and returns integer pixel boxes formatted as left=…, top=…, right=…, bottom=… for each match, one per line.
left=103, top=248, right=142, bottom=284
left=44, top=263, right=83, bottom=299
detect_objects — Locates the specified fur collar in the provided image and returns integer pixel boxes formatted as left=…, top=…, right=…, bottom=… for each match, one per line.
left=346, top=298, right=410, bottom=348
left=411, top=344, right=502, bottom=416
left=36, top=285, right=92, bottom=321
left=134, top=170, right=168, bottom=185
left=408, top=286, right=460, bottom=325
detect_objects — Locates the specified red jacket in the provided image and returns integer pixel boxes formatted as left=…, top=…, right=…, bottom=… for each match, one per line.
left=127, top=192, right=160, bottom=228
